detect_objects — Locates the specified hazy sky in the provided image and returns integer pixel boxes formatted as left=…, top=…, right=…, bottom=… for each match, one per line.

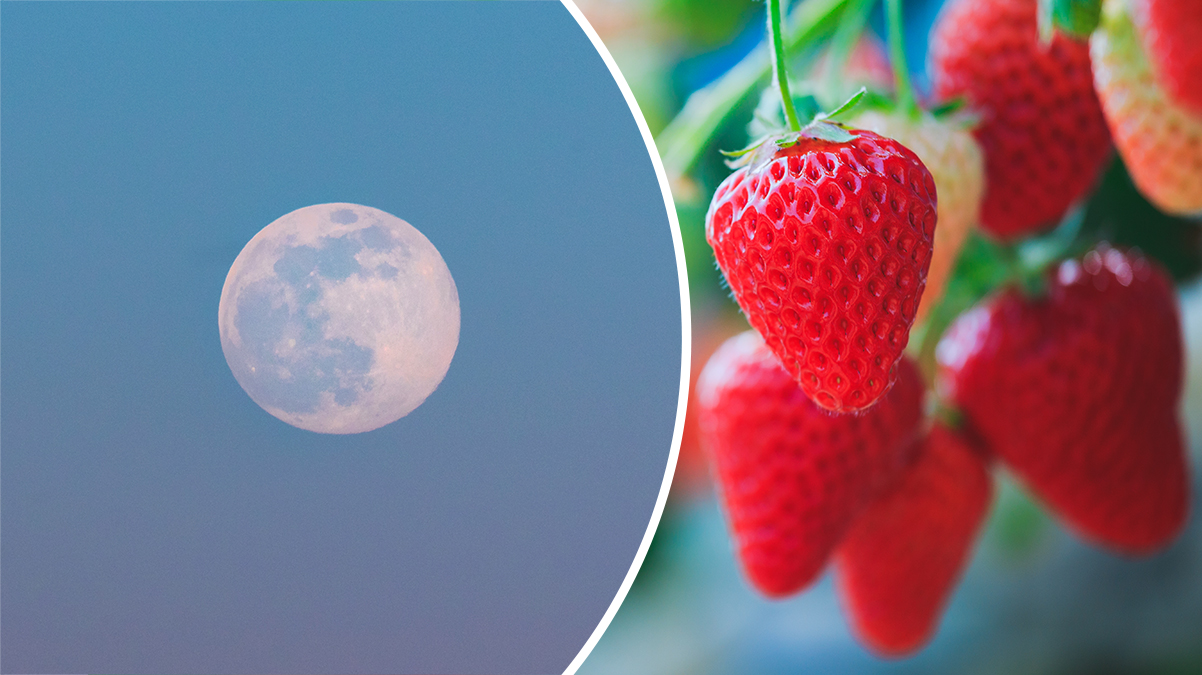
left=1, top=2, right=681, bottom=673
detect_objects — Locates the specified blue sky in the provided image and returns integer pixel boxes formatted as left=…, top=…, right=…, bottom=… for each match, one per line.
left=1, top=2, right=681, bottom=673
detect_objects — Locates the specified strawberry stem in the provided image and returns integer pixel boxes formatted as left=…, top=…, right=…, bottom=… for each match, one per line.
left=932, top=402, right=964, bottom=432
left=656, top=0, right=849, bottom=181
left=999, top=244, right=1049, bottom=297
left=769, top=0, right=802, bottom=132
left=912, top=310, right=946, bottom=386
left=884, top=0, right=918, bottom=119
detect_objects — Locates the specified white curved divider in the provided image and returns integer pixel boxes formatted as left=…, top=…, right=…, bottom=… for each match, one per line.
left=557, top=3, right=692, bottom=673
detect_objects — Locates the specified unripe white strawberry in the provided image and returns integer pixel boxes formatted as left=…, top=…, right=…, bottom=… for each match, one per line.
left=1091, top=0, right=1202, bottom=216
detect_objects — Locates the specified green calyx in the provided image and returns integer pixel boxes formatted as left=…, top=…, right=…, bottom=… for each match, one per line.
left=786, top=120, right=858, bottom=145
left=721, top=88, right=867, bottom=167
left=785, top=86, right=868, bottom=144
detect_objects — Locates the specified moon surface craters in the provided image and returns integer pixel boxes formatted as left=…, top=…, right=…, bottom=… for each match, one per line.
left=218, top=203, right=460, bottom=434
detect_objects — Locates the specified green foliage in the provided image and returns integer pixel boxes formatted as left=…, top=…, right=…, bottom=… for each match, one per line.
left=792, top=94, right=825, bottom=123
left=989, top=474, right=1050, bottom=561
left=912, top=229, right=1016, bottom=374
left=932, top=232, right=1014, bottom=324
left=819, top=86, right=868, bottom=121
left=656, top=0, right=850, bottom=179
left=1038, top=0, right=1103, bottom=40
left=676, top=200, right=726, bottom=312
left=928, top=97, right=968, bottom=118
left=1077, top=158, right=1202, bottom=282
left=819, top=0, right=878, bottom=98
left=657, top=0, right=760, bottom=48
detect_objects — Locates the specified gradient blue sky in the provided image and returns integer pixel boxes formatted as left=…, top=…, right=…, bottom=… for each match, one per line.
left=1, top=2, right=681, bottom=673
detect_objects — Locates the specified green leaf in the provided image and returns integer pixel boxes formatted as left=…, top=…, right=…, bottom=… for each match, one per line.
left=800, top=120, right=858, bottom=143
left=718, top=135, right=771, bottom=158
left=1038, top=0, right=1101, bottom=40
left=929, top=97, right=968, bottom=118
left=849, top=89, right=896, bottom=114
left=792, top=94, right=823, bottom=125
left=774, top=132, right=803, bottom=148
left=989, top=474, right=1050, bottom=560
left=818, top=86, right=867, bottom=122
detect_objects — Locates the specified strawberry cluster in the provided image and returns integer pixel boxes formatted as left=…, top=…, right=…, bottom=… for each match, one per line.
left=699, top=334, right=992, bottom=655
left=695, top=0, right=1195, bottom=658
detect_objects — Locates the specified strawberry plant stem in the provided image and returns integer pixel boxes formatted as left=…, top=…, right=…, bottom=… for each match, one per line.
left=770, top=0, right=803, bottom=132
left=656, top=0, right=848, bottom=180
left=999, top=243, right=1048, bottom=297
left=913, top=311, right=945, bottom=385
left=885, top=0, right=918, bottom=119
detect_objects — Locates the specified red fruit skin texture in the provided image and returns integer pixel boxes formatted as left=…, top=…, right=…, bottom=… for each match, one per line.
left=1133, top=0, right=1202, bottom=115
left=936, top=247, right=1189, bottom=553
left=706, top=130, right=937, bottom=413
left=836, top=423, right=993, bottom=657
left=929, top=0, right=1112, bottom=241
left=697, top=332, right=925, bottom=598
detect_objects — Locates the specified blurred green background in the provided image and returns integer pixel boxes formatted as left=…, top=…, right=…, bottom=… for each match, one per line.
left=576, top=0, right=1202, bottom=672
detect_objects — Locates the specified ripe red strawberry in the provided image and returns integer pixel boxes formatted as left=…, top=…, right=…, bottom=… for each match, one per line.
left=675, top=316, right=744, bottom=500
left=697, top=331, right=925, bottom=597
left=705, top=128, right=937, bottom=413
left=1091, top=0, right=1202, bottom=216
left=929, top=0, right=1112, bottom=241
left=847, top=110, right=984, bottom=320
left=936, top=246, right=1190, bottom=553
left=1130, top=0, right=1202, bottom=116
left=836, top=423, right=993, bottom=657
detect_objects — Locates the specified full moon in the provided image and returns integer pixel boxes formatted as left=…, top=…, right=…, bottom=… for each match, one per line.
left=218, top=203, right=460, bottom=434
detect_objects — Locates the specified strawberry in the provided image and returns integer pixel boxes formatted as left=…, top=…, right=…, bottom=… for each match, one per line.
left=1091, top=0, right=1202, bottom=216
left=848, top=110, right=984, bottom=319
left=929, top=0, right=1112, bottom=241
left=1130, top=0, right=1202, bottom=116
left=697, top=331, right=925, bottom=597
left=674, top=316, right=743, bottom=500
left=836, top=423, right=993, bottom=657
left=936, top=245, right=1190, bottom=553
left=705, top=127, right=937, bottom=413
